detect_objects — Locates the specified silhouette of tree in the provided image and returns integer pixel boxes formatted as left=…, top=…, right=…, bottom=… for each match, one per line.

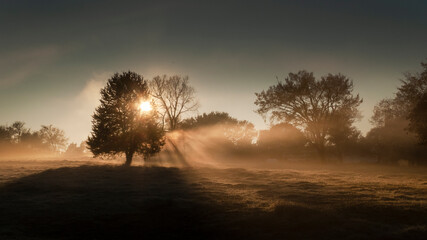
left=366, top=119, right=422, bottom=164
left=369, top=61, right=427, bottom=163
left=0, top=125, right=13, bottom=143
left=257, top=122, right=307, bottom=160
left=39, top=125, right=68, bottom=152
left=149, top=75, right=199, bottom=131
left=180, top=112, right=236, bottom=129
left=65, top=141, right=88, bottom=157
left=180, top=111, right=256, bottom=147
left=9, top=121, right=29, bottom=143
left=408, top=92, right=427, bottom=144
left=87, top=71, right=165, bottom=166
left=370, top=98, right=404, bottom=128
left=328, top=110, right=362, bottom=161
left=255, top=71, right=362, bottom=161
left=395, top=62, right=427, bottom=114
left=21, top=131, right=46, bottom=150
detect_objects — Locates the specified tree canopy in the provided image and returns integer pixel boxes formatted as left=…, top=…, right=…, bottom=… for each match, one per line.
left=408, top=92, right=427, bottom=144
left=257, top=122, right=307, bottom=159
left=87, top=71, right=165, bottom=166
left=39, top=125, right=68, bottom=152
left=370, top=62, right=427, bottom=145
left=180, top=111, right=256, bottom=147
left=255, top=71, right=362, bottom=161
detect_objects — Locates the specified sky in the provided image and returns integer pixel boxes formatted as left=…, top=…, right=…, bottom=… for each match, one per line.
left=0, top=0, right=426, bottom=143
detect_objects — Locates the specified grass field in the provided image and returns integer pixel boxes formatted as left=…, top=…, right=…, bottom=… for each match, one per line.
left=0, top=159, right=426, bottom=239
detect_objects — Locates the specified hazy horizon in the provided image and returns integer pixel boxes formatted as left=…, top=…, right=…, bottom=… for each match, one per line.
left=1, top=0, right=427, bottom=143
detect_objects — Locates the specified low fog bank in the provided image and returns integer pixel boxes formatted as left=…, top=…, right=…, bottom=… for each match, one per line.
left=0, top=121, right=91, bottom=161
left=2, top=120, right=427, bottom=172
left=150, top=126, right=427, bottom=174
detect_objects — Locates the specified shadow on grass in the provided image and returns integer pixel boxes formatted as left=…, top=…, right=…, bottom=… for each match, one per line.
left=0, top=165, right=425, bottom=239
left=0, top=166, right=230, bottom=239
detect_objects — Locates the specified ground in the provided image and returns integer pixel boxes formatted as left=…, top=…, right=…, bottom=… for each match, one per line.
left=0, top=158, right=426, bottom=239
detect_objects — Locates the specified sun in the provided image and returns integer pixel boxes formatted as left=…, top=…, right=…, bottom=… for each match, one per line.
left=139, top=101, right=152, bottom=112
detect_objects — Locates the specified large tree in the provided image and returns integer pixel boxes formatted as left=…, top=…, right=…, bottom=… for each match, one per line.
left=149, top=75, right=199, bottom=131
left=255, top=71, right=362, bottom=161
left=87, top=71, right=165, bottom=166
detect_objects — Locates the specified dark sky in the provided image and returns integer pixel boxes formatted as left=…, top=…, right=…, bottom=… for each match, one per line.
left=1, top=0, right=426, bottom=142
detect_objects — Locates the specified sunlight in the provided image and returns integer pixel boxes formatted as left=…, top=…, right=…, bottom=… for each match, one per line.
left=139, top=101, right=152, bottom=113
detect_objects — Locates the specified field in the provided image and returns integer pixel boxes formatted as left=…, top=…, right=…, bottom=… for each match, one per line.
left=0, top=158, right=426, bottom=239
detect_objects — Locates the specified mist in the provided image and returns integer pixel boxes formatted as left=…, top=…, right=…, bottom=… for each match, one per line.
left=1, top=1, right=427, bottom=239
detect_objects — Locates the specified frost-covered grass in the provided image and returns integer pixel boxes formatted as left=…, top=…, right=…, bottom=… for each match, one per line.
left=0, top=159, right=426, bottom=239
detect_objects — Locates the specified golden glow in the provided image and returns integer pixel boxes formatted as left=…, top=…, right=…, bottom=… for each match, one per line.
left=139, top=101, right=152, bottom=112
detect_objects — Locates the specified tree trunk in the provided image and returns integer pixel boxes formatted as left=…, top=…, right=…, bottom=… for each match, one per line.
left=124, top=151, right=134, bottom=166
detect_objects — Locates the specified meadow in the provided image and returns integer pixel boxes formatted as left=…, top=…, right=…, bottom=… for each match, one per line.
left=0, top=158, right=426, bottom=239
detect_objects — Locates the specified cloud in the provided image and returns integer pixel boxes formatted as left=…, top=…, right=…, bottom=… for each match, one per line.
left=0, top=46, right=60, bottom=89
left=74, top=73, right=109, bottom=114
left=58, top=73, right=110, bottom=143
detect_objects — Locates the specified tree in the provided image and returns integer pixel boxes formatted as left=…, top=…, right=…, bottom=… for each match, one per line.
left=65, top=141, right=88, bottom=157
left=403, top=62, right=427, bottom=144
left=0, top=125, right=13, bottom=143
left=408, top=92, right=427, bottom=144
left=255, top=71, right=362, bottom=161
left=328, top=110, right=362, bottom=161
left=149, top=75, right=199, bottom=131
left=9, top=121, right=30, bottom=143
left=395, top=62, right=427, bottom=115
left=370, top=98, right=404, bottom=128
left=39, top=125, right=68, bottom=152
left=87, top=71, right=165, bottom=166
left=21, top=131, right=46, bottom=150
left=367, top=61, right=427, bottom=164
left=180, top=111, right=256, bottom=147
left=257, top=122, right=307, bottom=160
left=180, top=111, right=236, bottom=129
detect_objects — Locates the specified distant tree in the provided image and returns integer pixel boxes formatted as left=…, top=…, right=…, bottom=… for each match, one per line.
left=10, top=121, right=30, bottom=143
left=327, top=110, right=362, bottom=161
left=257, top=122, right=307, bottom=160
left=370, top=98, right=404, bottom=128
left=0, top=125, right=13, bottom=143
left=255, top=71, right=362, bottom=161
left=180, top=111, right=256, bottom=147
left=21, top=131, right=46, bottom=150
left=65, top=141, right=88, bottom=157
left=180, top=111, right=236, bottom=129
left=149, top=75, right=199, bottom=131
left=366, top=119, right=423, bottom=164
left=408, top=92, right=427, bottom=144
left=87, top=71, right=165, bottom=166
left=395, top=62, right=427, bottom=116
left=367, top=61, right=427, bottom=164
left=39, top=125, right=68, bottom=152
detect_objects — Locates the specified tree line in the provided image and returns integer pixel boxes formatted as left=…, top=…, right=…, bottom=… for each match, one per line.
left=0, top=122, right=69, bottom=158
left=3, top=61, right=425, bottom=165
left=86, top=61, right=427, bottom=166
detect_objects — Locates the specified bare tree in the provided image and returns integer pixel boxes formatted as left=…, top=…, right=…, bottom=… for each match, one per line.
left=149, top=75, right=199, bottom=131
